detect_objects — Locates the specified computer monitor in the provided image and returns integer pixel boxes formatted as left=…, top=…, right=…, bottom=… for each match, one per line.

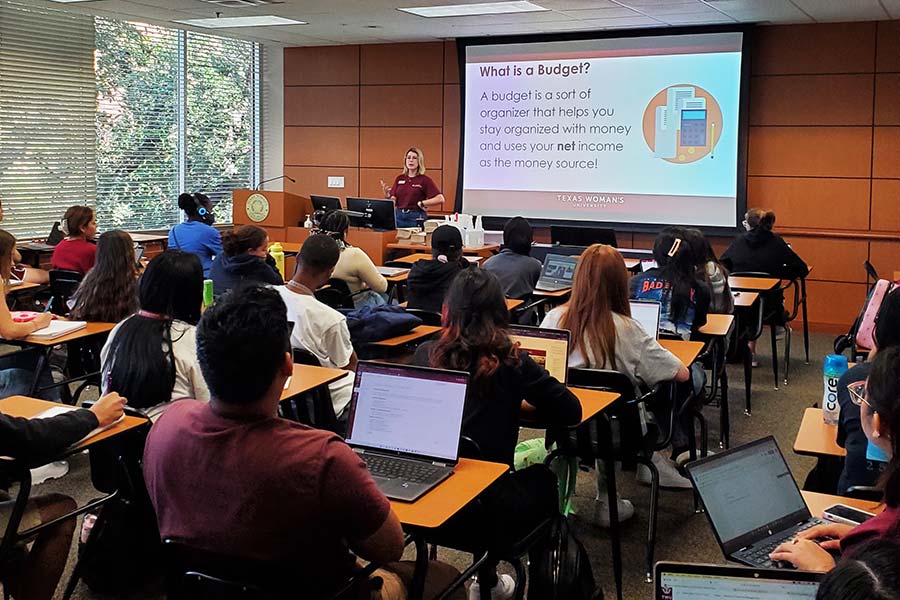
left=310, top=195, right=342, bottom=213
left=655, top=562, right=820, bottom=600
left=508, top=326, right=570, bottom=383
left=551, top=225, right=617, bottom=248
left=346, top=197, right=396, bottom=231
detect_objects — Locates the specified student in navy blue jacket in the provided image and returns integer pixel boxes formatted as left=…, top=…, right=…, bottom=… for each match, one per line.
left=168, top=193, right=222, bottom=277
left=209, top=225, right=282, bottom=297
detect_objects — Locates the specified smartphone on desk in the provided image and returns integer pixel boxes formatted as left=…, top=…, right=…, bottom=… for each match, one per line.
left=823, top=504, right=876, bottom=526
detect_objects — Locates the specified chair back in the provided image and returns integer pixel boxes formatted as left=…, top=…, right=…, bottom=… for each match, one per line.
left=315, top=279, right=354, bottom=310
left=404, top=308, right=442, bottom=326
left=48, top=269, right=83, bottom=316
left=163, top=539, right=281, bottom=600
left=567, top=368, right=636, bottom=404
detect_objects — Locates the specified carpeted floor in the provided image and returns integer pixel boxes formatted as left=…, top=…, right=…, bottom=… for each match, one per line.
left=31, top=329, right=833, bottom=600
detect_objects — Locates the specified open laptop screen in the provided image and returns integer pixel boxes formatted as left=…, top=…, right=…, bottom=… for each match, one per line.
left=509, top=326, right=570, bottom=383
left=687, top=437, right=808, bottom=549
left=541, top=254, right=577, bottom=283
left=345, top=363, right=468, bottom=462
left=656, top=563, right=820, bottom=600
left=629, top=300, right=661, bottom=339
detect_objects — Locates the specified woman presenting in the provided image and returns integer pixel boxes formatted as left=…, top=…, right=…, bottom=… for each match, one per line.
left=381, top=147, right=444, bottom=228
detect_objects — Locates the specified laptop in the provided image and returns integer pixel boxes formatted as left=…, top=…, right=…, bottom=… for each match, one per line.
left=535, top=254, right=578, bottom=292
left=630, top=300, right=661, bottom=339
left=376, top=266, right=409, bottom=277
left=655, top=562, right=821, bottom=600
left=508, top=326, right=570, bottom=383
left=685, top=437, right=829, bottom=569
left=345, top=361, right=469, bottom=502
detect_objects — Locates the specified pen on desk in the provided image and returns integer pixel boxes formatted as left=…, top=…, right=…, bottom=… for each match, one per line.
left=43, top=297, right=54, bottom=312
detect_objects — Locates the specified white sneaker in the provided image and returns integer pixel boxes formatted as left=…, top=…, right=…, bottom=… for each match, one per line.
left=636, top=452, right=692, bottom=490
left=593, top=496, right=635, bottom=528
left=675, top=449, right=716, bottom=468
left=31, top=461, right=69, bottom=485
left=468, top=573, right=516, bottom=600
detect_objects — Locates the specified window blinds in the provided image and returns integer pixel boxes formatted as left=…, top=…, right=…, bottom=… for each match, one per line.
left=0, top=1, right=96, bottom=240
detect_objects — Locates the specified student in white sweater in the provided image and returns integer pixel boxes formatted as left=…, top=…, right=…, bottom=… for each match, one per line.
left=316, top=210, right=388, bottom=308
left=101, top=250, right=210, bottom=421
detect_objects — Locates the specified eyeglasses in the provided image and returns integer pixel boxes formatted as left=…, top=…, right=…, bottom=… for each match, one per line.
left=847, top=380, right=873, bottom=410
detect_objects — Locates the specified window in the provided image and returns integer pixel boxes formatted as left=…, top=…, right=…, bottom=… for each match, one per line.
left=0, top=1, right=96, bottom=240
left=0, top=8, right=260, bottom=239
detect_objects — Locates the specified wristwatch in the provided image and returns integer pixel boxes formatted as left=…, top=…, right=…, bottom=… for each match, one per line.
left=418, top=201, right=425, bottom=210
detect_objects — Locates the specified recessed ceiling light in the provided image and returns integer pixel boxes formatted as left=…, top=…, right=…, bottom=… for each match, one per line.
left=399, top=1, right=547, bottom=18
left=174, top=15, right=306, bottom=27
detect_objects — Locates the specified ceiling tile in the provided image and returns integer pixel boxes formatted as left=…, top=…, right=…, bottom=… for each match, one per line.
left=557, top=6, right=642, bottom=18
left=708, top=0, right=812, bottom=23
left=790, top=0, right=889, bottom=22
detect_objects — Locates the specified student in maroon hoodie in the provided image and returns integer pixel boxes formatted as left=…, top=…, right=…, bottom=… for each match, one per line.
left=770, top=346, right=900, bottom=571
left=406, top=225, right=473, bottom=314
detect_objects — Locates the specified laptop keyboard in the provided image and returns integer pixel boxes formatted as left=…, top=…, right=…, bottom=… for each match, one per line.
left=363, top=455, right=445, bottom=484
left=740, top=521, right=821, bottom=567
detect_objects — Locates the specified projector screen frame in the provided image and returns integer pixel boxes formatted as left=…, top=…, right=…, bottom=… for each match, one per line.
left=455, top=24, right=754, bottom=237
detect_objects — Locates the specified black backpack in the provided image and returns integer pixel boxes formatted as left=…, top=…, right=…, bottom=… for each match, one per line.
left=528, top=515, right=603, bottom=600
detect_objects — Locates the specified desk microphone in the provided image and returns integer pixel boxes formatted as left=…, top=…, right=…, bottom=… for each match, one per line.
left=255, top=175, right=297, bottom=190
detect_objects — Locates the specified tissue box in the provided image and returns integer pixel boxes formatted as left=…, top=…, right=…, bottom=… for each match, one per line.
left=466, top=228, right=485, bottom=248
left=395, top=227, right=418, bottom=240
left=410, top=232, right=429, bottom=245
left=423, top=219, right=443, bottom=233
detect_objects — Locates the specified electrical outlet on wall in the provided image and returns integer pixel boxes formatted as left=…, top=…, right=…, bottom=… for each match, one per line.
left=327, top=176, right=344, bottom=188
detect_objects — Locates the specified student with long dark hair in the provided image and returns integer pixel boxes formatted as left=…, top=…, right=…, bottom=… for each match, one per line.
left=316, top=210, right=387, bottom=308
left=542, top=245, right=692, bottom=509
left=51, top=205, right=97, bottom=275
left=70, top=230, right=139, bottom=323
left=209, top=225, right=282, bottom=297
left=770, top=346, right=900, bottom=570
left=815, top=540, right=900, bottom=600
left=685, top=228, right=733, bottom=315
left=168, top=192, right=221, bottom=277
left=413, top=268, right=581, bottom=598
left=630, top=226, right=711, bottom=340
left=100, top=250, right=209, bottom=421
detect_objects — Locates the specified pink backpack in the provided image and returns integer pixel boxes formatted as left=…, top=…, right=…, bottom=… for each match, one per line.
left=856, top=280, right=894, bottom=350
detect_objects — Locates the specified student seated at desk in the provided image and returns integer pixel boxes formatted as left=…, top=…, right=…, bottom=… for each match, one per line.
left=0, top=391, right=125, bottom=600
left=0, top=230, right=57, bottom=400
left=101, top=251, right=210, bottom=421
left=630, top=226, right=710, bottom=340
left=209, top=225, right=282, bottom=297
left=50, top=205, right=96, bottom=276
left=315, top=210, right=388, bottom=309
left=406, top=225, right=473, bottom=314
left=413, top=269, right=581, bottom=599
left=770, top=347, right=900, bottom=571
left=143, top=286, right=461, bottom=599
left=482, top=216, right=542, bottom=300
left=541, top=244, right=692, bottom=515
left=168, top=192, right=221, bottom=278
left=0, top=200, right=49, bottom=285
left=69, top=230, right=139, bottom=323
left=815, top=539, right=900, bottom=599
left=275, top=235, right=357, bottom=431
left=835, top=290, right=900, bottom=494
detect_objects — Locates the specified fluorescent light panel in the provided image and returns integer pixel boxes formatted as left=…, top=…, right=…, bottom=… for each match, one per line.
left=174, top=15, right=305, bottom=27
left=399, top=1, right=547, bottom=18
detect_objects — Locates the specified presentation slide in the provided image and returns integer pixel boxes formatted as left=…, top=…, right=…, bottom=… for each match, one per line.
left=461, top=31, right=744, bottom=228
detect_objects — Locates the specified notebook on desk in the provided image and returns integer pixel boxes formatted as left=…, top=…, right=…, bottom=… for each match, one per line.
left=33, top=405, right=125, bottom=446
left=508, top=325, right=570, bottom=384
left=655, top=562, right=821, bottom=599
left=29, top=320, right=87, bottom=340
left=345, top=362, right=468, bottom=502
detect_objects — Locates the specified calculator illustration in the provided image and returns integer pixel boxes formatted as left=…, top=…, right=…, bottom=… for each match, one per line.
left=680, top=109, right=708, bottom=147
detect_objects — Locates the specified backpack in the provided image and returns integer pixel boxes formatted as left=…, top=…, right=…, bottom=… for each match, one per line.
left=855, top=279, right=894, bottom=350
left=528, top=515, right=603, bottom=600
left=340, top=304, right=422, bottom=345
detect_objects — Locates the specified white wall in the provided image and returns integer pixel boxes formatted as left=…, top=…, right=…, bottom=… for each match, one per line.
left=261, top=45, right=284, bottom=190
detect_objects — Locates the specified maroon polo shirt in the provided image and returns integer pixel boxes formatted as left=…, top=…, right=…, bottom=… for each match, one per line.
left=390, top=173, right=441, bottom=210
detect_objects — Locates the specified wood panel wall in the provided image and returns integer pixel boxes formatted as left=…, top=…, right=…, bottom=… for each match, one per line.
left=284, top=20, right=900, bottom=331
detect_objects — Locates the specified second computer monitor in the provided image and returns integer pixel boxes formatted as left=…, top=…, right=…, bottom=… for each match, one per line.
left=310, top=195, right=342, bottom=213
left=346, top=197, right=396, bottom=231
left=551, top=225, right=617, bottom=248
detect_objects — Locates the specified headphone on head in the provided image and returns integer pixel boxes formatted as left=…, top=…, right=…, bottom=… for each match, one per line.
left=193, top=193, right=208, bottom=217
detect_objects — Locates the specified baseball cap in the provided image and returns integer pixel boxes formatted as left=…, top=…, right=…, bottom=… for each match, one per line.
left=432, top=225, right=462, bottom=253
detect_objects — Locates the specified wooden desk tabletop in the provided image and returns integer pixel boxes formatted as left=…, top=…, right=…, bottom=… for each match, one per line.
left=659, top=339, right=705, bottom=366
left=128, top=232, right=169, bottom=243
left=278, top=242, right=302, bottom=254
left=370, top=325, right=442, bottom=348
left=569, top=387, right=619, bottom=425
left=391, top=458, right=507, bottom=528
left=385, top=271, right=409, bottom=283
left=21, top=322, right=116, bottom=347
left=802, top=491, right=883, bottom=516
left=732, top=291, right=760, bottom=308
left=793, top=407, right=845, bottom=458
left=698, top=314, right=735, bottom=337
left=399, top=298, right=522, bottom=311
left=0, top=396, right=147, bottom=451
left=728, top=276, right=781, bottom=292
left=281, top=364, right=349, bottom=401
left=7, top=281, right=42, bottom=293
left=532, top=287, right=571, bottom=298
left=392, top=253, right=433, bottom=265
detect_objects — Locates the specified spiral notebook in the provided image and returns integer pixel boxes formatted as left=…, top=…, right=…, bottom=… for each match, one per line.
left=29, top=320, right=87, bottom=340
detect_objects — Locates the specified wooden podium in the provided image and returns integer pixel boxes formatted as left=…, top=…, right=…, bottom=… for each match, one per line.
left=233, top=189, right=312, bottom=242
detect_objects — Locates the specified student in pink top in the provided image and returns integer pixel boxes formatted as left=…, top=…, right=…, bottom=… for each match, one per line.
left=50, top=205, right=97, bottom=275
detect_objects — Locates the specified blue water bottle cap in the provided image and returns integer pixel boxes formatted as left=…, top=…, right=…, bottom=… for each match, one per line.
left=824, top=354, right=849, bottom=375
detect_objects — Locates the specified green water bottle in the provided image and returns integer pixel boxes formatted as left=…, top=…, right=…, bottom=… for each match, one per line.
left=203, top=279, right=214, bottom=310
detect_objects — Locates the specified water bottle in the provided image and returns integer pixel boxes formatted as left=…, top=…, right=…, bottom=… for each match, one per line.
left=269, top=242, right=285, bottom=280
left=202, top=279, right=214, bottom=310
left=822, top=354, right=849, bottom=425
left=303, top=214, right=313, bottom=228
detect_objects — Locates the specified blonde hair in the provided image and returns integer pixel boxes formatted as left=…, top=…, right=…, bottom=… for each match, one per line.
left=404, top=147, right=426, bottom=176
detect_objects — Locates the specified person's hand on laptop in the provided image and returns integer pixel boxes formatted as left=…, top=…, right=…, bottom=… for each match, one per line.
left=793, top=522, right=853, bottom=551
left=769, top=534, right=841, bottom=572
